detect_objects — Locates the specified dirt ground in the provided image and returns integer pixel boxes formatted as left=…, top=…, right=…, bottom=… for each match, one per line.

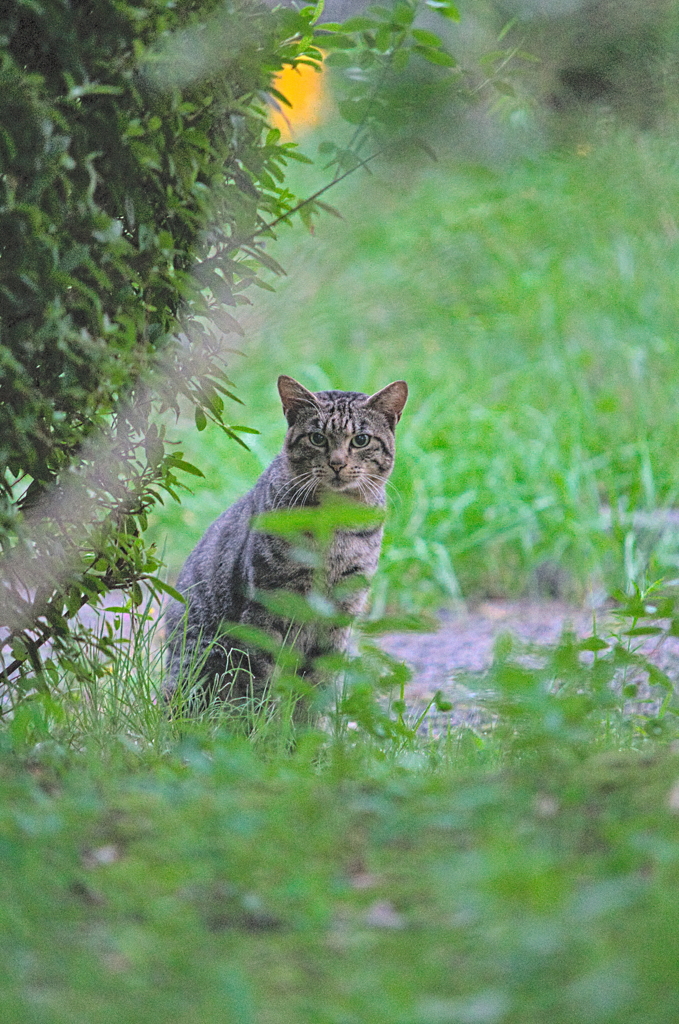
left=31, top=595, right=679, bottom=734
left=382, top=600, right=596, bottom=692
left=380, top=600, right=679, bottom=734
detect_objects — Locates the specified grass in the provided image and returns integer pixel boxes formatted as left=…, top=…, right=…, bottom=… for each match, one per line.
left=5, top=632, right=679, bottom=1023
left=8, top=108, right=679, bottom=1021
left=150, top=124, right=679, bottom=608
left=4, top=571, right=679, bottom=1022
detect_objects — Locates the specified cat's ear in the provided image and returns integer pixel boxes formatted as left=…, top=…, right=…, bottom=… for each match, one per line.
left=278, top=375, right=320, bottom=425
left=366, top=380, right=408, bottom=428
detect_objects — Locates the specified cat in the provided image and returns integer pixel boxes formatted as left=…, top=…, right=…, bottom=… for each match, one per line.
left=164, top=374, right=408, bottom=712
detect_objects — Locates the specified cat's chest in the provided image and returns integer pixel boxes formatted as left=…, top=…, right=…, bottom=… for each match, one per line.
left=325, top=528, right=383, bottom=584
left=251, top=525, right=382, bottom=597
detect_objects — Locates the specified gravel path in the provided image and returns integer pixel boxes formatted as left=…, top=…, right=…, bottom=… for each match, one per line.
left=380, top=600, right=679, bottom=734
left=382, top=600, right=597, bottom=696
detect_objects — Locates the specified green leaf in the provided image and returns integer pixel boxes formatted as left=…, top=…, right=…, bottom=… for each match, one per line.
left=323, top=51, right=355, bottom=68
left=414, top=45, right=457, bottom=67
left=374, top=24, right=392, bottom=50
left=284, top=149, right=315, bottom=165
left=341, top=16, right=378, bottom=30
left=392, top=2, right=415, bottom=27
left=478, top=50, right=510, bottom=66
left=195, top=407, right=208, bottom=431
left=411, top=28, right=443, bottom=46
left=362, top=613, right=438, bottom=635
left=648, top=664, right=674, bottom=691
left=267, top=86, right=294, bottom=109
left=147, top=576, right=186, bottom=604
left=256, top=589, right=350, bottom=625
left=255, top=496, right=385, bottom=542
left=308, top=0, right=325, bottom=25
left=243, top=246, right=287, bottom=276
left=211, top=308, right=245, bottom=336
left=201, top=389, right=224, bottom=416
left=492, top=79, right=516, bottom=96
left=67, top=82, right=124, bottom=99
left=338, top=98, right=373, bottom=125
left=425, top=0, right=460, bottom=19
left=10, top=637, right=29, bottom=663
left=578, top=636, right=610, bottom=652
left=497, top=18, right=517, bottom=42
left=251, top=278, right=277, bottom=293
left=222, top=428, right=252, bottom=450
left=392, top=48, right=411, bottom=72
left=411, top=137, right=439, bottom=162
left=210, top=381, right=243, bottom=403
left=167, top=458, right=205, bottom=478
left=433, top=689, right=454, bottom=712
left=314, top=200, right=343, bottom=219
left=318, top=34, right=357, bottom=50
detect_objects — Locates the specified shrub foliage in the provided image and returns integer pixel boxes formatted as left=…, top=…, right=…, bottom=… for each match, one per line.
left=0, top=0, right=332, bottom=686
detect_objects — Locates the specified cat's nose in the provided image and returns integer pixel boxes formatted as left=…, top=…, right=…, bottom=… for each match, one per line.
left=328, top=453, right=347, bottom=472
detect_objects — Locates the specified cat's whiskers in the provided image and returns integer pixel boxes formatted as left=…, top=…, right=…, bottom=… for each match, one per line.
left=292, top=476, right=319, bottom=508
left=356, top=480, right=372, bottom=506
left=364, top=471, right=395, bottom=493
left=281, top=469, right=321, bottom=509
left=358, top=475, right=384, bottom=505
left=364, top=472, right=401, bottom=506
left=272, top=471, right=316, bottom=510
left=281, top=482, right=313, bottom=510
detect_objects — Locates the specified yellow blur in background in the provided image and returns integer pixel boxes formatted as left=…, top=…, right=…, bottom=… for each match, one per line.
left=269, top=59, right=327, bottom=139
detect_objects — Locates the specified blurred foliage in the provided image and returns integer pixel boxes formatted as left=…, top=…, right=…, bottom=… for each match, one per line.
left=4, top=584, right=679, bottom=1021
left=1, top=0, right=321, bottom=505
left=484, top=581, right=679, bottom=765
left=484, top=0, right=679, bottom=133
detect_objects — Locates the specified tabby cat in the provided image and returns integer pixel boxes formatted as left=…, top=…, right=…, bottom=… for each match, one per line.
left=164, top=375, right=408, bottom=709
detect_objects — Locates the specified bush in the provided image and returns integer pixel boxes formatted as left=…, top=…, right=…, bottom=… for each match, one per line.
left=0, top=0, right=328, bottom=688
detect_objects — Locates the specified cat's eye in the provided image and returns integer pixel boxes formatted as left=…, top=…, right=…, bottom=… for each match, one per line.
left=308, top=431, right=327, bottom=446
left=352, top=433, right=371, bottom=448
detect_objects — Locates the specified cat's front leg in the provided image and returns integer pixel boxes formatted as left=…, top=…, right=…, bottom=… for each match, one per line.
left=284, top=623, right=351, bottom=725
left=234, top=602, right=301, bottom=699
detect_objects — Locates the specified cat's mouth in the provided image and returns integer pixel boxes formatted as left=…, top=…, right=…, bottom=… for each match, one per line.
left=325, top=475, right=358, bottom=492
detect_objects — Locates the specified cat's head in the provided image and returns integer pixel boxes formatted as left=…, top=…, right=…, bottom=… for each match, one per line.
left=277, top=375, right=408, bottom=504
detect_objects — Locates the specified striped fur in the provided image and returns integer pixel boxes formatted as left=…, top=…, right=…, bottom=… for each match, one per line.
left=164, top=375, right=407, bottom=710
